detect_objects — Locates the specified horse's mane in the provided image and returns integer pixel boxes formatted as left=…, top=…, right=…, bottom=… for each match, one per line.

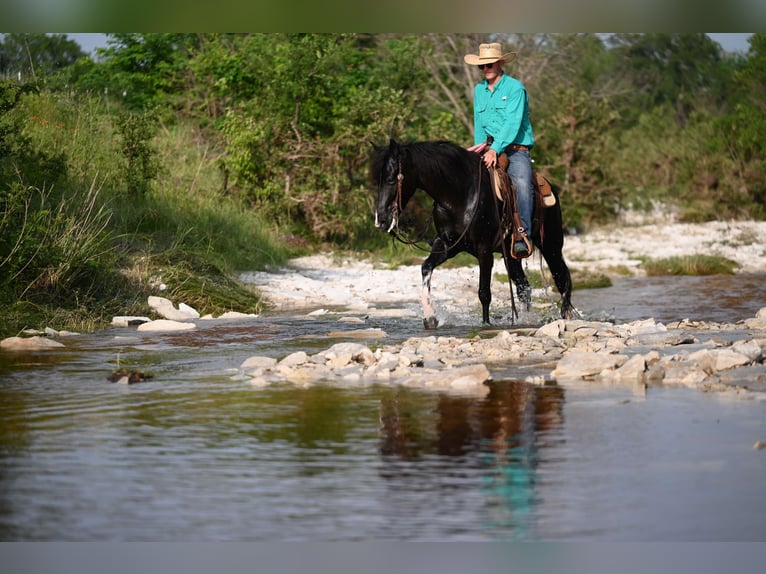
left=369, top=140, right=474, bottom=186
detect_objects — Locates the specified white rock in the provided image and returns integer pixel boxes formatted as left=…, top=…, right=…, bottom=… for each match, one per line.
left=612, top=354, right=648, bottom=381
left=552, top=350, right=629, bottom=380
left=136, top=319, right=197, bottom=332
left=326, top=328, right=387, bottom=339
left=215, top=311, right=258, bottom=319
left=662, top=363, right=709, bottom=388
left=627, top=318, right=667, bottom=336
left=744, top=317, right=766, bottom=329
left=241, top=356, right=277, bottom=370
left=147, top=296, right=198, bottom=321
left=280, top=351, right=309, bottom=367
left=0, top=336, right=66, bottom=351
left=731, top=340, right=763, bottom=362
left=447, top=364, right=491, bottom=389
left=178, top=302, right=200, bottom=318
left=712, top=349, right=752, bottom=371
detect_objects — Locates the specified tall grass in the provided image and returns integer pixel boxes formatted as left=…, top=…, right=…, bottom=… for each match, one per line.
left=2, top=88, right=296, bottom=337
left=642, top=254, right=740, bottom=276
left=113, top=120, right=294, bottom=272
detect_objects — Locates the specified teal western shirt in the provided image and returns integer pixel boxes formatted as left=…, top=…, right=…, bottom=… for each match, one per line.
left=472, top=73, right=535, bottom=153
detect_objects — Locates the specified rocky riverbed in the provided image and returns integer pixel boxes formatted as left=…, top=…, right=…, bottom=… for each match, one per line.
left=229, top=220, right=766, bottom=396
left=3, top=220, right=766, bottom=397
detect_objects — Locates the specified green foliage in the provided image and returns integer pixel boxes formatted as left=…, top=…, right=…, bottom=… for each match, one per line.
left=216, top=34, right=419, bottom=244
left=0, top=180, right=117, bottom=309
left=0, top=33, right=86, bottom=84
left=80, top=33, right=194, bottom=111
left=116, top=110, right=160, bottom=196
left=2, top=33, right=766, bottom=335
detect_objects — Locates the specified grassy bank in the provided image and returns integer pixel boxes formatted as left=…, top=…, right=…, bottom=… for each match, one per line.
left=1, top=88, right=295, bottom=339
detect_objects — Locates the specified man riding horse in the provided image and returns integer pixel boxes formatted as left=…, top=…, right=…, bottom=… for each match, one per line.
left=465, top=42, right=535, bottom=259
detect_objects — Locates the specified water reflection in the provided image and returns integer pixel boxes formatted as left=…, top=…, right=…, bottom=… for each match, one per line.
left=379, top=382, right=565, bottom=539
left=1, top=272, right=765, bottom=540
left=575, top=272, right=766, bottom=324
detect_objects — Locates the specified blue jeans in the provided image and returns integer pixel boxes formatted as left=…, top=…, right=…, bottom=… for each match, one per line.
left=506, top=149, right=532, bottom=236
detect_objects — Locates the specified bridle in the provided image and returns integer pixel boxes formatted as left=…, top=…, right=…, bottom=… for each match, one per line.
left=379, top=153, right=485, bottom=254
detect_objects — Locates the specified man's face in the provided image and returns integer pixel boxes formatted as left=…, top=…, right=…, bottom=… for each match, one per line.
left=479, top=60, right=503, bottom=83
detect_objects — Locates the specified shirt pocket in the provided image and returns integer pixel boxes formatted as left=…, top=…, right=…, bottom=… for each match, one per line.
left=492, top=97, right=508, bottom=112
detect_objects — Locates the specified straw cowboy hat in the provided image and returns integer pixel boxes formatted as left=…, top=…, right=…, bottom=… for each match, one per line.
left=464, top=42, right=517, bottom=66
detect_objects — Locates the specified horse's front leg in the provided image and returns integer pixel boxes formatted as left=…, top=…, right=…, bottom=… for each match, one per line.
left=478, top=252, right=495, bottom=324
left=421, top=238, right=450, bottom=330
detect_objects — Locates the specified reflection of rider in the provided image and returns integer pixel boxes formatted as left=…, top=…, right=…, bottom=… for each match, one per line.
left=464, top=42, right=535, bottom=259
left=378, top=383, right=564, bottom=539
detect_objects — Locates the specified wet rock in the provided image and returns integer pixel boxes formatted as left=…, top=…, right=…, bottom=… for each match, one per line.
left=147, top=296, right=200, bottom=321
left=108, top=369, right=153, bottom=384
left=326, top=328, right=387, bottom=339
left=338, top=316, right=365, bottom=324
left=627, top=331, right=697, bottom=347
left=660, top=362, right=709, bottom=389
left=611, top=354, right=649, bottom=382
left=732, top=340, right=763, bottom=362
left=241, top=356, right=278, bottom=370
left=422, top=364, right=491, bottom=392
left=551, top=349, right=629, bottom=381
left=0, top=336, right=66, bottom=351
left=279, top=351, right=309, bottom=367
left=715, top=365, right=766, bottom=393
left=112, top=316, right=152, bottom=327
left=43, top=327, right=79, bottom=337
left=535, top=320, right=564, bottom=339
left=136, top=319, right=197, bottom=332
left=688, top=348, right=752, bottom=374
left=744, top=317, right=766, bottom=329
left=212, top=311, right=258, bottom=320
left=627, top=318, right=668, bottom=336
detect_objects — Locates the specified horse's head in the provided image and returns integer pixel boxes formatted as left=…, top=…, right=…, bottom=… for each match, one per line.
left=371, top=139, right=410, bottom=234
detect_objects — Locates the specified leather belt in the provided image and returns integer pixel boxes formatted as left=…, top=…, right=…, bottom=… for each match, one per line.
left=506, top=144, right=529, bottom=152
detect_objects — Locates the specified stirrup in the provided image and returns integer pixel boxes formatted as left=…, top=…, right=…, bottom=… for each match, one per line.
left=511, top=230, right=532, bottom=259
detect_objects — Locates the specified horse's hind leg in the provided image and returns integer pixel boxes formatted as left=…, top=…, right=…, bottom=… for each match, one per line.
left=421, top=238, right=450, bottom=329
left=478, top=252, right=495, bottom=324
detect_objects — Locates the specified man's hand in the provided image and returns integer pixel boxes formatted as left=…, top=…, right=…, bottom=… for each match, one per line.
left=483, top=148, right=498, bottom=168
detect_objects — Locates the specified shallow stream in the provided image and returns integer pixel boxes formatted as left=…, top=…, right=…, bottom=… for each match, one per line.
left=1, top=273, right=765, bottom=541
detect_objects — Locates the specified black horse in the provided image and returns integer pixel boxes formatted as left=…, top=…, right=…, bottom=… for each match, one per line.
left=371, top=138, right=574, bottom=329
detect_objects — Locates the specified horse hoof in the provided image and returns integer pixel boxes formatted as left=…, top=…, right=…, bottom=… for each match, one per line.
left=423, top=316, right=439, bottom=330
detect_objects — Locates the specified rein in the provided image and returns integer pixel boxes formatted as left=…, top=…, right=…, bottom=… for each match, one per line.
left=385, top=159, right=433, bottom=251
left=386, top=155, right=484, bottom=255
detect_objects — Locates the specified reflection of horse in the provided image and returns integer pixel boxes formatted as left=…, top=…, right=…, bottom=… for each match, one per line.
left=371, top=139, right=574, bottom=328
left=378, top=383, right=565, bottom=539
left=378, top=383, right=564, bottom=460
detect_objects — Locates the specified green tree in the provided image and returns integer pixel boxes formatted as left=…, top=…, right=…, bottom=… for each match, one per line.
left=0, top=33, right=86, bottom=84
left=77, top=33, right=195, bottom=111
left=607, top=33, right=728, bottom=127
